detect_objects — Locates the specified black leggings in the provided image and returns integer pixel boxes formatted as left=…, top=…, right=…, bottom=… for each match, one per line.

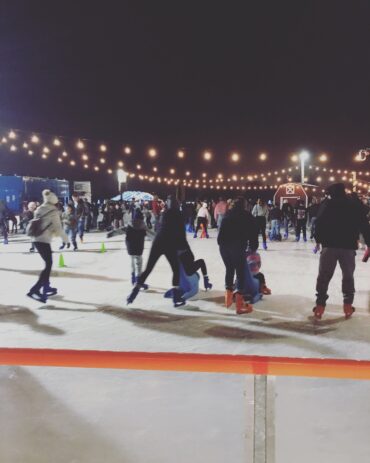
left=32, top=242, right=52, bottom=291
left=255, top=216, right=267, bottom=243
left=179, top=249, right=207, bottom=276
left=195, top=217, right=208, bottom=235
left=138, top=241, right=180, bottom=287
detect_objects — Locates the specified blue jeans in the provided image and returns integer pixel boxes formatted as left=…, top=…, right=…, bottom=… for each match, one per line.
left=65, top=226, right=77, bottom=247
left=77, top=218, right=85, bottom=239
left=270, top=220, right=281, bottom=239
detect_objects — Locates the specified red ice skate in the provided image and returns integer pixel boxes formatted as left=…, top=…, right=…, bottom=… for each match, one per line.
left=313, top=305, right=325, bottom=319
left=343, top=304, right=355, bottom=319
left=235, top=292, right=253, bottom=315
left=225, top=289, right=233, bottom=308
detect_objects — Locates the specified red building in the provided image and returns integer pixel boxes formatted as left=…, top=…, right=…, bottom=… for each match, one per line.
left=273, top=182, right=308, bottom=207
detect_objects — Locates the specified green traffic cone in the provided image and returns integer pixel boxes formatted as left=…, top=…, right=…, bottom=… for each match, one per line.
left=100, top=242, right=106, bottom=253
left=58, top=253, right=66, bottom=268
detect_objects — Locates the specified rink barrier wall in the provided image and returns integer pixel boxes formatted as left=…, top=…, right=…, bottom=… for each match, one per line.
left=1, top=348, right=370, bottom=380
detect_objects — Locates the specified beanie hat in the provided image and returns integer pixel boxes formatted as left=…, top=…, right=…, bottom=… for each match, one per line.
left=326, top=183, right=346, bottom=199
left=42, top=189, right=58, bottom=205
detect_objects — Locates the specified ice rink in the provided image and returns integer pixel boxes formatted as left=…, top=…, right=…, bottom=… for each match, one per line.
left=0, top=229, right=369, bottom=462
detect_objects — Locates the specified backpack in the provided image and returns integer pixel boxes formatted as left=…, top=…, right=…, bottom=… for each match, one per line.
left=26, top=209, right=54, bottom=237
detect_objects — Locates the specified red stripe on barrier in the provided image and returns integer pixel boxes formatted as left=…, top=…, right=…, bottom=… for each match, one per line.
left=0, top=348, right=370, bottom=380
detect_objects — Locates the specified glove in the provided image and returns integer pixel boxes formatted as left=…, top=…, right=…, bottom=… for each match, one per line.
left=362, top=247, right=370, bottom=263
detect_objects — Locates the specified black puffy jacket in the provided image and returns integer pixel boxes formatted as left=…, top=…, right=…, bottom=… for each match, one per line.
left=217, top=207, right=258, bottom=251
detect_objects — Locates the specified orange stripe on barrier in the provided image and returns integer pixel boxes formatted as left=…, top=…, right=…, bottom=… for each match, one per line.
left=1, top=348, right=370, bottom=380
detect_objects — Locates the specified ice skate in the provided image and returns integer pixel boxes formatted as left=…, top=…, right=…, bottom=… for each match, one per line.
left=59, top=243, right=65, bottom=250
left=263, top=242, right=268, bottom=250
left=135, top=277, right=149, bottom=290
left=261, top=284, right=272, bottom=295
left=343, top=304, right=355, bottom=319
left=193, top=233, right=197, bottom=238
left=225, top=289, right=233, bottom=308
left=203, top=276, right=212, bottom=290
left=173, top=287, right=185, bottom=307
left=295, top=236, right=300, bottom=242
left=313, top=305, right=325, bottom=319
left=43, top=283, right=57, bottom=297
left=235, top=292, right=253, bottom=315
left=27, top=290, right=47, bottom=304
left=131, top=272, right=136, bottom=285
left=127, top=285, right=140, bottom=305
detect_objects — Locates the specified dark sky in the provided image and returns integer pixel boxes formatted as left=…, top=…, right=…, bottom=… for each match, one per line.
left=0, top=0, right=369, bottom=178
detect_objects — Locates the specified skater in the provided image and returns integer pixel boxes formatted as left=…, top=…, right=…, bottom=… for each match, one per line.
left=127, top=195, right=189, bottom=307
left=312, top=183, right=370, bottom=319
left=308, top=198, right=321, bottom=240
left=252, top=198, right=268, bottom=249
left=27, top=190, right=68, bottom=303
left=294, top=200, right=308, bottom=241
left=246, top=251, right=272, bottom=295
left=0, top=200, right=9, bottom=245
left=23, top=202, right=37, bottom=252
left=218, top=197, right=258, bottom=314
left=281, top=199, right=294, bottom=239
left=108, top=208, right=154, bottom=288
left=268, top=203, right=282, bottom=241
left=213, top=196, right=228, bottom=229
left=60, top=204, right=78, bottom=251
left=194, top=202, right=211, bottom=238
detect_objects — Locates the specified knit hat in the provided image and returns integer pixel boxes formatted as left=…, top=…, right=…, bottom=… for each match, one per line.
left=42, top=189, right=58, bottom=205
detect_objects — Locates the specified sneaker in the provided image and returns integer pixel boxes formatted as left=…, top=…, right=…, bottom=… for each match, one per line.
left=313, top=305, right=325, bottom=319
left=343, top=304, right=355, bottom=319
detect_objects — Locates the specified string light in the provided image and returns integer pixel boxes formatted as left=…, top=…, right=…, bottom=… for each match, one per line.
left=177, top=150, right=185, bottom=158
left=53, top=138, right=61, bottom=146
left=8, top=130, right=16, bottom=139
left=259, top=153, right=267, bottom=161
left=231, top=152, right=240, bottom=162
left=70, top=160, right=76, bottom=166
left=22, top=142, right=29, bottom=148
left=319, top=153, right=328, bottom=162
left=100, top=158, right=106, bottom=164
left=62, top=151, right=68, bottom=157
left=81, top=154, right=89, bottom=161
left=10, top=145, right=17, bottom=152
left=148, top=148, right=157, bottom=158
left=28, top=150, right=33, bottom=156
left=203, top=151, right=212, bottom=161
left=170, top=168, right=175, bottom=174
left=76, top=140, right=84, bottom=149
left=117, top=161, right=124, bottom=167
left=153, top=166, right=158, bottom=172
left=100, top=144, right=107, bottom=152
left=31, top=135, right=39, bottom=143
left=1, top=137, right=7, bottom=143
left=124, top=146, right=131, bottom=154
left=43, top=146, right=50, bottom=154
left=291, top=154, right=298, bottom=162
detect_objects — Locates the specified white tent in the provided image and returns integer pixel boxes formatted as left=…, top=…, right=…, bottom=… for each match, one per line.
left=111, top=191, right=154, bottom=201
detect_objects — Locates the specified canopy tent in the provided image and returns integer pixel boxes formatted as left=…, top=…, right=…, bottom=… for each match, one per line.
left=111, top=191, right=154, bottom=202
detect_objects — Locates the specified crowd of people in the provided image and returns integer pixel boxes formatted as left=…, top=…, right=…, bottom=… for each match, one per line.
left=1, top=185, right=369, bottom=318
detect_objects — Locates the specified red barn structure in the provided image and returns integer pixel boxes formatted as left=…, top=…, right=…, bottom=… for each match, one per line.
left=273, top=182, right=309, bottom=207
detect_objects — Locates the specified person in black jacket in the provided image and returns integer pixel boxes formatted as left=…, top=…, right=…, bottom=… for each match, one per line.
left=308, top=198, right=321, bottom=240
left=218, top=197, right=258, bottom=314
left=127, top=195, right=189, bottom=307
left=294, top=200, right=308, bottom=242
left=313, top=183, right=370, bottom=319
left=281, top=200, right=294, bottom=239
left=0, top=200, right=9, bottom=245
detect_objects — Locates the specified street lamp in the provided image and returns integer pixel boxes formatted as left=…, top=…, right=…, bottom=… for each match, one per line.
left=117, top=169, right=128, bottom=200
left=299, top=150, right=309, bottom=184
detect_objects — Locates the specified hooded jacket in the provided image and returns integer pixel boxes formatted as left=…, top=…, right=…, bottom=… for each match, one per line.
left=32, top=203, right=68, bottom=244
left=218, top=207, right=258, bottom=251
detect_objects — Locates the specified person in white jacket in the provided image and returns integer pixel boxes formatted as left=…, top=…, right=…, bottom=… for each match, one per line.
left=194, top=202, right=211, bottom=238
left=252, top=199, right=269, bottom=250
left=27, top=190, right=68, bottom=303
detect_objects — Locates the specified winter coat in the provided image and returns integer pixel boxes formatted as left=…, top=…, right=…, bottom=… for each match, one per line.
left=125, top=218, right=152, bottom=255
left=295, top=205, right=307, bottom=222
left=197, top=206, right=211, bottom=222
left=155, top=208, right=188, bottom=250
left=252, top=204, right=269, bottom=218
left=218, top=207, right=258, bottom=251
left=281, top=203, right=294, bottom=219
left=315, top=196, right=370, bottom=249
left=61, top=211, right=78, bottom=229
left=268, top=207, right=282, bottom=221
left=308, top=203, right=320, bottom=219
left=214, top=201, right=228, bottom=221
left=32, top=203, right=68, bottom=244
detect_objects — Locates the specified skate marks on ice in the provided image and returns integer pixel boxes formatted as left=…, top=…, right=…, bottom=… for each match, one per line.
left=0, top=366, right=127, bottom=463
left=0, top=304, right=65, bottom=336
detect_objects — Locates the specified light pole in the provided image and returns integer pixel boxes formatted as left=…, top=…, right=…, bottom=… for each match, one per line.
left=117, top=169, right=128, bottom=200
left=299, top=150, right=309, bottom=184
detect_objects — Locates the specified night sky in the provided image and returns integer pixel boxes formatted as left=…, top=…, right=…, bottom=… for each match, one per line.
left=0, top=1, right=369, bottom=190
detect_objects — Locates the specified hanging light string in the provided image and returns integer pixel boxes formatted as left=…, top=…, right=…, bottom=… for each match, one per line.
left=1, top=128, right=369, bottom=193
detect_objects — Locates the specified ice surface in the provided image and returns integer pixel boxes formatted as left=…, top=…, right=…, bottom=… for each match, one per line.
left=0, top=230, right=369, bottom=462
